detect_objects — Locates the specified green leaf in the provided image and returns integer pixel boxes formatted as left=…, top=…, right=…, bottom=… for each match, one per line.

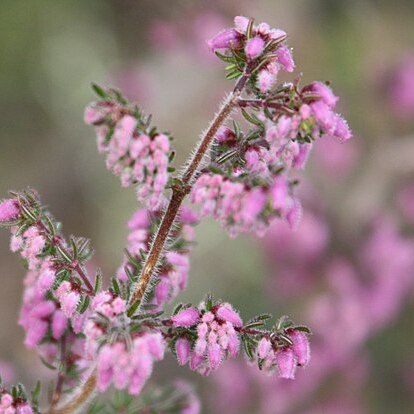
left=127, top=300, right=140, bottom=317
left=91, top=83, right=108, bottom=99
left=294, top=326, right=312, bottom=334
left=78, top=295, right=90, bottom=314
left=94, top=270, right=102, bottom=293
left=215, top=51, right=234, bottom=63
left=111, top=278, right=121, bottom=296
left=241, top=108, right=263, bottom=126
left=39, top=356, right=57, bottom=371
left=31, top=381, right=41, bottom=405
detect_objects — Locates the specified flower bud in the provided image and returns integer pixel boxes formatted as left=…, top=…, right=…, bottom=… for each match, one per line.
left=216, top=303, right=243, bottom=327
left=0, top=199, right=20, bottom=223
left=175, top=338, right=191, bottom=365
left=245, top=36, right=265, bottom=60
left=172, top=307, right=200, bottom=327
left=207, top=29, right=241, bottom=51
left=276, top=348, right=297, bottom=379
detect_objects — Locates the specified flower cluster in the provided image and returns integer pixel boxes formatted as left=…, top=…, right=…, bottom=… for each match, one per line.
left=96, top=332, right=165, bottom=395
left=84, top=87, right=173, bottom=210
left=0, top=191, right=95, bottom=383
left=0, top=382, right=39, bottom=414
left=171, top=303, right=243, bottom=375
left=208, top=16, right=293, bottom=91
left=256, top=327, right=310, bottom=379
left=190, top=17, right=352, bottom=237
left=172, top=301, right=242, bottom=375
left=116, top=206, right=198, bottom=307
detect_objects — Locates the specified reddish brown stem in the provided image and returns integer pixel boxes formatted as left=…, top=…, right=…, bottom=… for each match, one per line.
left=129, top=75, right=248, bottom=307
left=37, top=220, right=94, bottom=295
left=53, top=71, right=251, bottom=414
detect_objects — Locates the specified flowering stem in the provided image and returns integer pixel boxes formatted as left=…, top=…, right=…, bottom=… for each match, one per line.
left=129, top=73, right=249, bottom=307
left=49, top=73, right=250, bottom=414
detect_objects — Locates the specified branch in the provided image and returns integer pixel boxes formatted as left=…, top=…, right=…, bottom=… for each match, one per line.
left=48, top=368, right=97, bottom=414
left=129, top=74, right=249, bottom=307
left=52, top=73, right=250, bottom=414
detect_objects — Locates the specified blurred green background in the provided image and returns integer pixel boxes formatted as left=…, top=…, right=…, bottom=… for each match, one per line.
left=1, top=1, right=414, bottom=413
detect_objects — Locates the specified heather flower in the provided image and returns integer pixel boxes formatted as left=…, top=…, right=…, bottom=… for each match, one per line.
left=208, top=16, right=293, bottom=95
left=0, top=198, right=20, bottom=223
left=173, top=300, right=242, bottom=376
left=207, top=28, right=241, bottom=51
left=172, top=307, right=200, bottom=327
left=245, top=37, right=265, bottom=60
left=255, top=327, right=310, bottom=379
left=55, top=281, right=81, bottom=318
left=175, top=337, right=191, bottom=366
left=85, top=89, right=172, bottom=210
left=96, top=332, right=165, bottom=395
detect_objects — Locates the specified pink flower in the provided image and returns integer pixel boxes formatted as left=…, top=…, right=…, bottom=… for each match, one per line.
left=257, top=337, right=272, bottom=359
left=52, top=310, right=67, bottom=340
left=287, top=329, right=311, bottom=366
left=96, top=332, right=165, bottom=396
left=207, top=29, right=241, bottom=51
left=245, top=37, right=265, bottom=60
left=257, top=69, right=277, bottom=93
left=306, top=81, right=338, bottom=108
left=55, top=281, right=80, bottom=318
left=276, top=44, right=295, bottom=72
left=172, top=307, right=200, bottom=327
left=176, top=338, right=191, bottom=366
left=276, top=348, right=297, bottom=379
left=234, top=16, right=249, bottom=33
left=0, top=198, right=20, bottom=223
left=216, top=303, right=243, bottom=327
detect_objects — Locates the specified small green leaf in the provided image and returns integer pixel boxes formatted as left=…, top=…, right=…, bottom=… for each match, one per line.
left=111, top=278, right=121, bottom=296
left=94, top=270, right=102, bottom=293
left=127, top=300, right=140, bottom=317
left=91, top=83, right=108, bottom=99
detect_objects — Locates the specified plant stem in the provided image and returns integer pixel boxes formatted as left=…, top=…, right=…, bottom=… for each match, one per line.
left=50, top=335, right=67, bottom=410
left=51, top=71, right=250, bottom=414
left=37, top=220, right=95, bottom=295
left=129, top=75, right=247, bottom=307
left=48, top=368, right=97, bottom=414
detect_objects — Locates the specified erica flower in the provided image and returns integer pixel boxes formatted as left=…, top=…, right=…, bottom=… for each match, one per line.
left=256, top=328, right=311, bottom=379
left=0, top=198, right=20, bottom=224
left=55, top=281, right=81, bottom=319
left=85, top=88, right=172, bottom=210
left=173, top=301, right=242, bottom=376
left=96, top=332, right=165, bottom=395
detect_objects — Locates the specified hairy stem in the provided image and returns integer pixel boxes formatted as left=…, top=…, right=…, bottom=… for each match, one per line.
left=52, top=72, right=250, bottom=414
left=129, top=76, right=247, bottom=306
left=37, top=220, right=94, bottom=295
left=48, top=369, right=97, bottom=414
left=50, top=335, right=67, bottom=410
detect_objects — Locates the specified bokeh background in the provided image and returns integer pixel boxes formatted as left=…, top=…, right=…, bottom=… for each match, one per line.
left=1, top=1, right=414, bottom=412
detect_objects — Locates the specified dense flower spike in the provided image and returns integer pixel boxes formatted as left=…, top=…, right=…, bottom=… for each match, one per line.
left=84, top=87, right=173, bottom=210
left=96, top=332, right=165, bottom=395
left=191, top=19, right=352, bottom=237
left=255, top=327, right=311, bottom=379
left=208, top=16, right=291, bottom=88
left=170, top=297, right=243, bottom=376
